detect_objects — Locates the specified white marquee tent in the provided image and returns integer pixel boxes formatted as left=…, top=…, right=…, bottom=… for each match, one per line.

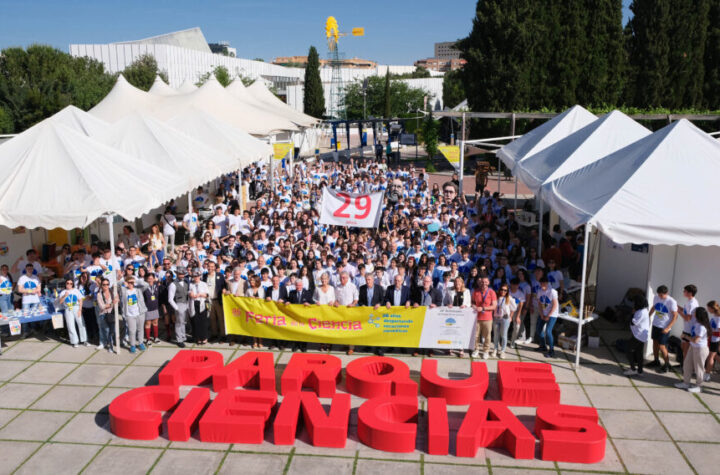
left=176, top=79, right=197, bottom=94
left=231, top=80, right=317, bottom=128
left=50, top=105, right=111, bottom=136
left=148, top=76, right=180, bottom=96
left=89, top=74, right=157, bottom=122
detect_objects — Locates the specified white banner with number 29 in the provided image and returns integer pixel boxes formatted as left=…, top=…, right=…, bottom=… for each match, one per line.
left=319, top=188, right=384, bottom=228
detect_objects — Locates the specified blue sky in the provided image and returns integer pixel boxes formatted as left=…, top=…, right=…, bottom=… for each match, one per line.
left=0, top=0, right=633, bottom=65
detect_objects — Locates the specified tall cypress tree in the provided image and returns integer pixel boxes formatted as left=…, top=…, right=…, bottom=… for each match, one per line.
left=303, top=46, right=325, bottom=118
left=704, top=0, right=720, bottom=109
left=665, top=0, right=709, bottom=108
left=383, top=69, right=391, bottom=117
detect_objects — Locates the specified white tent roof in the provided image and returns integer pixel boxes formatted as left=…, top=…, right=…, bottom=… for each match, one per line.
left=0, top=120, right=182, bottom=230
left=516, top=110, right=651, bottom=193
left=153, top=77, right=298, bottom=136
left=167, top=107, right=271, bottom=168
left=236, top=80, right=318, bottom=128
left=541, top=119, right=720, bottom=246
left=497, top=105, right=597, bottom=170
left=148, top=76, right=179, bottom=96
left=89, top=74, right=157, bottom=122
left=177, top=79, right=197, bottom=94
left=95, top=113, right=236, bottom=192
left=49, top=105, right=111, bottom=136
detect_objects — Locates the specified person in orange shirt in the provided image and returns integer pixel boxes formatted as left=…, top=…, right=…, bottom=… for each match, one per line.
left=471, top=275, right=497, bottom=359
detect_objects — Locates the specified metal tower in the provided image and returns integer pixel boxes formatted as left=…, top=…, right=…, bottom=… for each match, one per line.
left=325, top=16, right=364, bottom=120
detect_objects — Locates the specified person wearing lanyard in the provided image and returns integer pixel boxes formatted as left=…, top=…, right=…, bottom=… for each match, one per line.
left=142, top=273, right=161, bottom=345
left=678, top=284, right=699, bottom=365
left=535, top=276, right=559, bottom=358
left=471, top=275, right=497, bottom=359
left=492, top=284, right=517, bottom=359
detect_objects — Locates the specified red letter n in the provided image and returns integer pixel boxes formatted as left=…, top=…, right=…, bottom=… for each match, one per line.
left=273, top=392, right=351, bottom=448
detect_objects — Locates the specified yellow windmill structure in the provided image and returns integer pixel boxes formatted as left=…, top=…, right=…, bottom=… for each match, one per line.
left=325, top=16, right=364, bottom=119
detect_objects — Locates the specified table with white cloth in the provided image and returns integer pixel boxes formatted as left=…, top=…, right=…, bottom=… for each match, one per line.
left=556, top=312, right=600, bottom=366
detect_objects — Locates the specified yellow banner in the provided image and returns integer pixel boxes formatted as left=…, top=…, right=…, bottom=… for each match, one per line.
left=223, top=296, right=427, bottom=347
left=273, top=143, right=294, bottom=160
left=438, top=145, right=460, bottom=164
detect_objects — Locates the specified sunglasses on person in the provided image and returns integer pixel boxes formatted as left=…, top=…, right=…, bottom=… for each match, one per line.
left=499, top=287, right=508, bottom=293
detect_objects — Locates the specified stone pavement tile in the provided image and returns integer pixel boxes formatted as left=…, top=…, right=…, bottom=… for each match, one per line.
left=597, top=409, right=670, bottom=441
left=492, top=469, right=555, bottom=475
left=0, top=410, right=72, bottom=441
left=0, top=408, right=20, bottom=428
left=51, top=412, right=113, bottom=444
left=638, top=387, right=708, bottom=412
left=558, top=383, right=591, bottom=406
left=83, top=445, right=163, bottom=475
left=548, top=363, right=580, bottom=384
left=656, top=412, right=720, bottom=442
left=81, top=387, right=128, bottom=413
left=584, top=385, right=649, bottom=410
left=292, top=427, right=359, bottom=457
left=40, top=344, right=95, bottom=363
left=355, top=459, right=421, bottom=475
left=169, top=432, right=232, bottom=452
left=575, top=364, right=634, bottom=386
left=0, top=383, right=53, bottom=409
left=678, top=442, right=720, bottom=475
left=424, top=462, right=490, bottom=474
left=131, top=346, right=185, bottom=366
left=3, top=342, right=57, bottom=361
left=0, top=360, right=34, bottom=381
left=30, top=385, right=101, bottom=411
left=60, top=363, right=125, bottom=386
left=0, top=440, right=41, bottom=475
left=11, top=362, right=78, bottom=385
left=287, top=454, right=355, bottom=474
left=356, top=434, right=423, bottom=461
left=698, top=392, right=720, bottom=413
left=613, top=439, right=693, bottom=475
left=574, top=345, right=620, bottom=365
left=218, top=452, right=288, bottom=475
left=556, top=438, right=625, bottom=473
left=86, top=348, right=139, bottom=365
left=486, top=446, right=556, bottom=470
left=109, top=364, right=161, bottom=388
left=151, top=448, right=226, bottom=475
left=430, top=356, right=472, bottom=379
left=15, top=441, right=100, bottom=475
left=632, top=369, right=682, bottom=387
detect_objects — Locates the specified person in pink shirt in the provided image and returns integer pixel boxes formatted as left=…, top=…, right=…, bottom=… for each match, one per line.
left=471, top=275, right=497, bottom=359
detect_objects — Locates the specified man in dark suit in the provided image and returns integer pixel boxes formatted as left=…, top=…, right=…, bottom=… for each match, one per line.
left=410, top=275, right=444, bottom=356
left=385, top=274, right=411, bottom=308
left=359, top=274, right=384, bottom=307
left=265, top=275, right=289, bottom=303
left=203, top=261, right=228, bottom=343
left=287, top=280, right=313, bottom=352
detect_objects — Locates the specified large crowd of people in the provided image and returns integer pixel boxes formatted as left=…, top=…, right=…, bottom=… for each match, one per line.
left=0, top=154, right=716, bottom=392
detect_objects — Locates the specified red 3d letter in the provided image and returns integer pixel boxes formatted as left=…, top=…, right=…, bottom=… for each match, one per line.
left=420, top=359, right=488, bottom=405
left=535, top=404, right=606, bottom=464
left=427, top=397, right=450, bottom=456
left=456, top=400, right=535, bottom=459
left=213, top=351, right=276, bottom=393
left=273, top=391, right=351, bottom=447
left=345, top=356, right=417, bottom=399
left=497, top=361, right=560, bottom=407
left=109, top=386, right=179, bottom=440
left=198, top=389, right=277, bottom=444
left=167, top=387, right=211, bottom=442
left=158, top=350, right=224, bottom=387
left=357, top=396, right=418, bottom=453
left=280, top=353, right=342, bottom=397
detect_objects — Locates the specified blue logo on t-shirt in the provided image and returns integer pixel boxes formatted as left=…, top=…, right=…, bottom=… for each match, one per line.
left=654, top=303, right=669, bottom=313
left=128, top=294, right=138, bottom=306
left=65, top=294, right=79, bottom=307
left=0, top=280, right=11, bottom=293
left=24, top=281, right=37, bottom=290
left=539, top=295, right=551, bottom=305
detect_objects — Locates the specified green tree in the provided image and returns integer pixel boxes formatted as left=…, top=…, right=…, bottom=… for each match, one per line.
left=303, top=46, right=325, bottom=118
left=0, top=106, right=13, bottom=133
left=213, top=65, right=231, bottom=87
left=704, top=0, right=720, bottom=108
left=420, top=111, right=440, bottom=159
left=123, top=54, right=168, bottom=91
left=0, top=44, right=115, bottom=133
left=342, top=76, right=428, bottom=120
left=383, top=70, right=391, bottom=118
left=442, top=69, right=465, bottom=109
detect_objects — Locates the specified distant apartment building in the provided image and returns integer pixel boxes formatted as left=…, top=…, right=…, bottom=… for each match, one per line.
left=272, top=56, right=377, bottom=69
left=414, top=57, right=465, bottom=72
left=434, top=41, right=461, bottom=60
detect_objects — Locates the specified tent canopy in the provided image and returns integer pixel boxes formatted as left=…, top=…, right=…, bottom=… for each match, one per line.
left=177, top=79, right=198, bottom=94
left=0, top=120, right=181, bottom=230
left=148, top=76, right=179, bottom=96
left=95, top=113, right=236, bottom=192
left=167, top=107, right=271, bottom=168
left=516, top=110, right=651, bottom=193
left=235, top=80, right=318, bottom=128
left=88, top=74, right=157, bottom=122
left=497, top=105, right=597, bottom=171
left=153, top=77, right=299, bottom=136
left=541, top=119, right=720, bottom=246
left=50, top=105, right=111, bottom=136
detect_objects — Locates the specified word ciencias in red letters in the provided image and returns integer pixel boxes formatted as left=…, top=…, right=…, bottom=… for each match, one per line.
left=108, top=351, right=606, bottom=464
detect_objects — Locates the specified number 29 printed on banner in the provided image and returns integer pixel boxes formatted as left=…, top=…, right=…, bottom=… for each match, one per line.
left=319, top=188, right=384, bottom=228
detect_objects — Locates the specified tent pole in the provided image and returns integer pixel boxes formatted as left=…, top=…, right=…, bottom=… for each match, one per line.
left=575, top=224, right=591, bottom=370
left=107, top=215, right=120, bottom=356
left=458, top=140, right=465, bottom=194
left=237, top=170, right=243, bottom=213
left=497, top=158, right=502, bottom=195
left=538, top=197, right=544, bottom=255
left=187, top=191, right=192, bottom=214
left=514, top=176, right=518, bottom=212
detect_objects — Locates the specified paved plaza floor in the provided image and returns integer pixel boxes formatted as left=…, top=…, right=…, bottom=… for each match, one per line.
left=0, top=317, right=719, bottom=474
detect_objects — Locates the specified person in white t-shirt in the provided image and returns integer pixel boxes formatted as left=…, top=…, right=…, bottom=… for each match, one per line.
left=678, top=284, right=699, bottom=363
left=648, top=285, right=678, bottom=373
left=705, top=300, right=720, bottom=383
left=535, top=276, right=558, bottom=358
left=183, top=207, right=199, bottom=241
left=0, top=264, right=13, bottom=314
left=57, top=278, right=88, bottom=347
left=211, top=206, right=228, bottom=237
left=17, top=264, right=41, bottom=312
left=676, top=307, right=711, bottom=393
left=162, top=207, right=178, bottom=254
left=624, top=295, right=650, bottom=377
left=508, top=278, right=526, bottom=349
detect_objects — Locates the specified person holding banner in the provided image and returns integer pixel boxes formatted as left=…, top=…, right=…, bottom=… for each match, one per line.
left=189, top=270, right=210, bottom=345
left=288, top=279, right=313, bottom=352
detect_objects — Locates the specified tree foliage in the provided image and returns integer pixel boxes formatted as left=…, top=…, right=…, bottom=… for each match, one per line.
left=704, top=1, right=720, bottom=108
left=122, top=54, right=168, bottom=91
left=303, top=46, right=325, bottom=118
left=0, top=44, right=116, bottom=133
left=442, top=69, right=465, bottom=109
left=383, top=70, right=391, bottom=118
left=420, top=111, right=440, bottom=159
left=341, top=75, right=428, bottom=120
